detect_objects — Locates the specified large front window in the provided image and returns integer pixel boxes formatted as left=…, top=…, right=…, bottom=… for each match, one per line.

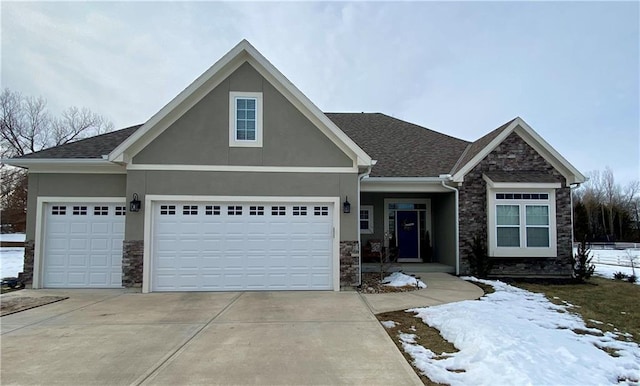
left=488, top=190, right=557, bottom=257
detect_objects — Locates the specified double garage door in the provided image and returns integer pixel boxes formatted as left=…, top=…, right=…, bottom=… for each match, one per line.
left=152, top=201, right=334, bottom=291
left=43, top=202, right=125, bottom=288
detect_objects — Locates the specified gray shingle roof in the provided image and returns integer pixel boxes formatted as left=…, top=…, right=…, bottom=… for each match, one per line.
left=326, top=113, right=470, bottom=177
left=19, top=125, right=141, bottom=159
left=13, top=115, right=520, bottom=179
left=450, top=118, right=516, bottom=175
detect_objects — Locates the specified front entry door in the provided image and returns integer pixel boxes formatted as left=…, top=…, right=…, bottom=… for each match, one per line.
left=396, top=210, right=419, bottom=259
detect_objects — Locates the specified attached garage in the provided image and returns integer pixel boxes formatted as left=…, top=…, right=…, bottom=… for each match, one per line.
left=42, top=202, right=125, bottom=288
left=149, top=199, right=337, bottom=292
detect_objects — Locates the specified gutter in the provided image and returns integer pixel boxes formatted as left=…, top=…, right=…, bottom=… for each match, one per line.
left=439, top=174, right=460, bottom=276
left=356, top=160, right=376, bottom=287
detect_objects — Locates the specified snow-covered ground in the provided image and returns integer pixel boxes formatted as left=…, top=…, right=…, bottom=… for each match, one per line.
left=1, top=233, right=25, bottom=278
left=0, top=233, right=25, bottom=242
left=382, top=272, right=427, bottom=288
left=388, top=278, right=640, bottom=385
left=595, top=264, right=639, bottom=285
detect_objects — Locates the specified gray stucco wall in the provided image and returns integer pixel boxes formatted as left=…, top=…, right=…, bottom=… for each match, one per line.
left=133, top=62, right=353, bottom=168
left=25, top=173, right=127, bottom=240
left=457, top=131, right=573, bottom=277
left=432, top=193, right=457, bottom=267
left=125, top=170, right=359, bottom=241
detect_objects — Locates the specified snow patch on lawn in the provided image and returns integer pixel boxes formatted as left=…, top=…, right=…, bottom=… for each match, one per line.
left=381, top=320, right=397, bottom=329
left=0, top=233, right=25, bottom=242
left=382, top=272, right=427, bottom=288
left=1, top=247, right=24, bottom=278
left=594, top=264, right=639, bottom=285
left=400, top=277, right=640, bottom=385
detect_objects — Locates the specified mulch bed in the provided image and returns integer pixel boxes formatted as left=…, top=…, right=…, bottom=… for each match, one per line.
left=358, top=272, right=425, bottom=294
left=1, top=296, right=68, bottom=317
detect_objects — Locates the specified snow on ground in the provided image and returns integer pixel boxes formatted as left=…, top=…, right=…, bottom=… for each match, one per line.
left=0, top=247, right=24, bottom=278
left=381, top=320, right=397, bottom=329
left=0, top=233, right=25, bottom=242
left=595, top=264, right=639, bottom=285
left=0, top=234, right=26, bottom=278
left=382, top=272, right=427, bottom=288
left=401, top=278, right=640, bottom=386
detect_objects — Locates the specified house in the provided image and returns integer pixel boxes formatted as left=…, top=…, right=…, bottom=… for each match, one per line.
left=5, top=40, right=586, bottom=292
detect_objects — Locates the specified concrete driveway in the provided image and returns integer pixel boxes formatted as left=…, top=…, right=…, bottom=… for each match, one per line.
left=1, top=290, right=422, bottom=385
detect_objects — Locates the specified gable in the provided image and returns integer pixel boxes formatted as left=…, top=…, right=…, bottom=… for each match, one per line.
left=451, top=118, right=585, bottom=184
left=132, top=62, right=352, bottom=168
left=110, top=40, right=371, bottom=169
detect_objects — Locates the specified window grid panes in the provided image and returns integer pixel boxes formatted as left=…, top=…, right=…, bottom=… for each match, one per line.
left=235, top=98, right=257, bottom=141
left=526, top=205, right=550, bottom=247
left=205, top=205, right=221, bottom=215
left=496, top=205, right=520, bottom=247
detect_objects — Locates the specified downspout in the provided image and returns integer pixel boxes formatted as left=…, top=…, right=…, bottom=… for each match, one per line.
left=440, top=176, right=460, bottom=275
left=356, top=161, right=376, bottom=286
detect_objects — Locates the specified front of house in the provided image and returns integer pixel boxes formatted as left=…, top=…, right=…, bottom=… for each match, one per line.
left=6, top=40, right=585, bottom=292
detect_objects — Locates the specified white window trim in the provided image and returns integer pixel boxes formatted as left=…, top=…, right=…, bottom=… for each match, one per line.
left=360, top=205, right=374, bottom=234
left=487, top=188, right=557, bottom=258
left=229, top=91, right=263, bottom=147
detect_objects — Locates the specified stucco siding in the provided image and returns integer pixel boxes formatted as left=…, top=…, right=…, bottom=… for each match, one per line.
left=25, top=173, right=126, bottom=240
left=125, top=170, right=358, bottom=241
left=458, top=131, right=573, bottom=277
left=133, top=62, right=352, bottom=168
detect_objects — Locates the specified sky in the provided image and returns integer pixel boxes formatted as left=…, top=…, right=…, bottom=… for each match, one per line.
left=1, top=1, right=638, bottom=184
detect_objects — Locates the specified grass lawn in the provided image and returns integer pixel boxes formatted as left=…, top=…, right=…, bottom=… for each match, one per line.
left=513, top=277, right=640, bottom=344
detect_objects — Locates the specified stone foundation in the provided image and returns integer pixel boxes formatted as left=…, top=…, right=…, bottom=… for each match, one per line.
left=17, top=240, right=35, bottom=284
left=340, top=241, right=360, bottom=289
left=122, top=240, right=144, bottom=288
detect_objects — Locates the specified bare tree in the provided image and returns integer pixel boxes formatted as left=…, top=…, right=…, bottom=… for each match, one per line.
left=602, top=167, right=616, bottom=240
left=1, top=89, right=113, bottom=231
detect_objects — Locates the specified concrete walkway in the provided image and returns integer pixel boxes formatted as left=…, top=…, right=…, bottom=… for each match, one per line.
left=0, top=274, right=482, bottom=385
left=361, top=272, right=485, bottom=314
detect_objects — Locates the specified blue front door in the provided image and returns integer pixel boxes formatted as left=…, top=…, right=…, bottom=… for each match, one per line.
left=396, top=210, right=419, bottom=259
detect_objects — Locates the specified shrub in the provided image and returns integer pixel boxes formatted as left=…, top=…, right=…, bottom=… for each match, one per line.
left=468, top=235, right=492, bottom=278
left=573, top=238, right=595, bottom=282
left=613, top=271, right=628, bottom=280
left=627, top=275, right=638, bottom=284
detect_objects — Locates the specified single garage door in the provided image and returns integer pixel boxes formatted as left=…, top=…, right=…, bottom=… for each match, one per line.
left=43, top=202, right=125, bottom=288
left=152, top=201, right=334, bottom=291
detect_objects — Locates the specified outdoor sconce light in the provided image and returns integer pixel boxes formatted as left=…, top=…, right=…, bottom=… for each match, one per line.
left=129, top=193, right=141, bottom=212
left=343, top=196, right=351, bottom=214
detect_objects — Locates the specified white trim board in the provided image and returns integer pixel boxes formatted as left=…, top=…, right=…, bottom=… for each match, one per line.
left=127, top=164, right=357, bottom=173
left=142, top=195, right=341, bottom=293
left=32, top=197, right=127, bottom=289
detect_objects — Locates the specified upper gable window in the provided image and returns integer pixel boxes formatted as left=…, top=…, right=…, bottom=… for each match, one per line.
left=229, top=91, right=263, bottom=147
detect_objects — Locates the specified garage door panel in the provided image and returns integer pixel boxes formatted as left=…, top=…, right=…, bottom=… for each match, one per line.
left=43, top=202, right=124, bottom=288
left=152, top=201, right=334, bottom=292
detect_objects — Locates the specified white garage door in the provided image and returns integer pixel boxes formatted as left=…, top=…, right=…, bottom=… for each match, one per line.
left=43, top=203, right=125, bottom=288
left=152, top=201, right=334, bottom=291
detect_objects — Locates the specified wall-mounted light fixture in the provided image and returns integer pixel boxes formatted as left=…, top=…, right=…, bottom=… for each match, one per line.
left=343, top=196, right=351, bottom=214
left=129, top=193, right=141, bottom=212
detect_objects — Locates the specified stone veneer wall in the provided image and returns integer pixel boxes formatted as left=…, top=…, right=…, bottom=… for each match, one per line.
left=340, top=241, right=360, bottom=289
left=458, top=132, right=573, bottom=277
left=18, top=240, right=35, bottom=284
left=122, top=240, right=144, bottom=287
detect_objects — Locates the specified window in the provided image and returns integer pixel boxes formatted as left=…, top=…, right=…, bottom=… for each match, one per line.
left=228, top=205, right=242, bottom=216
left=293, top=206, right=307, bottom=216
left=160, top=205, right=176, bottom=215
left=51, top=206, right=66, bottom=215
left=314, top=206, right=329, bottom=216
left=250, top=206, right=264, bottom=216
left=115, top=206, right=126, bottom=216
left=94, top=206, right=109, bottom=216
left=205, top=205, right=220, bottom=215
left=183, top=205, right=198, bottom=215
left=271, top=206, right=286, bottom=216
left=360, top=205, right=374, bottom=234
left=488, top=190, right=556, bottom=257
left=229, top=92, right=263, bottom=147
left=73, top=206, right=87, bottom=215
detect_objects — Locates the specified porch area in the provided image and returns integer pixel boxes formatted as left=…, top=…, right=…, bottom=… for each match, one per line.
left=359, top=188, right=459, bottom=275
